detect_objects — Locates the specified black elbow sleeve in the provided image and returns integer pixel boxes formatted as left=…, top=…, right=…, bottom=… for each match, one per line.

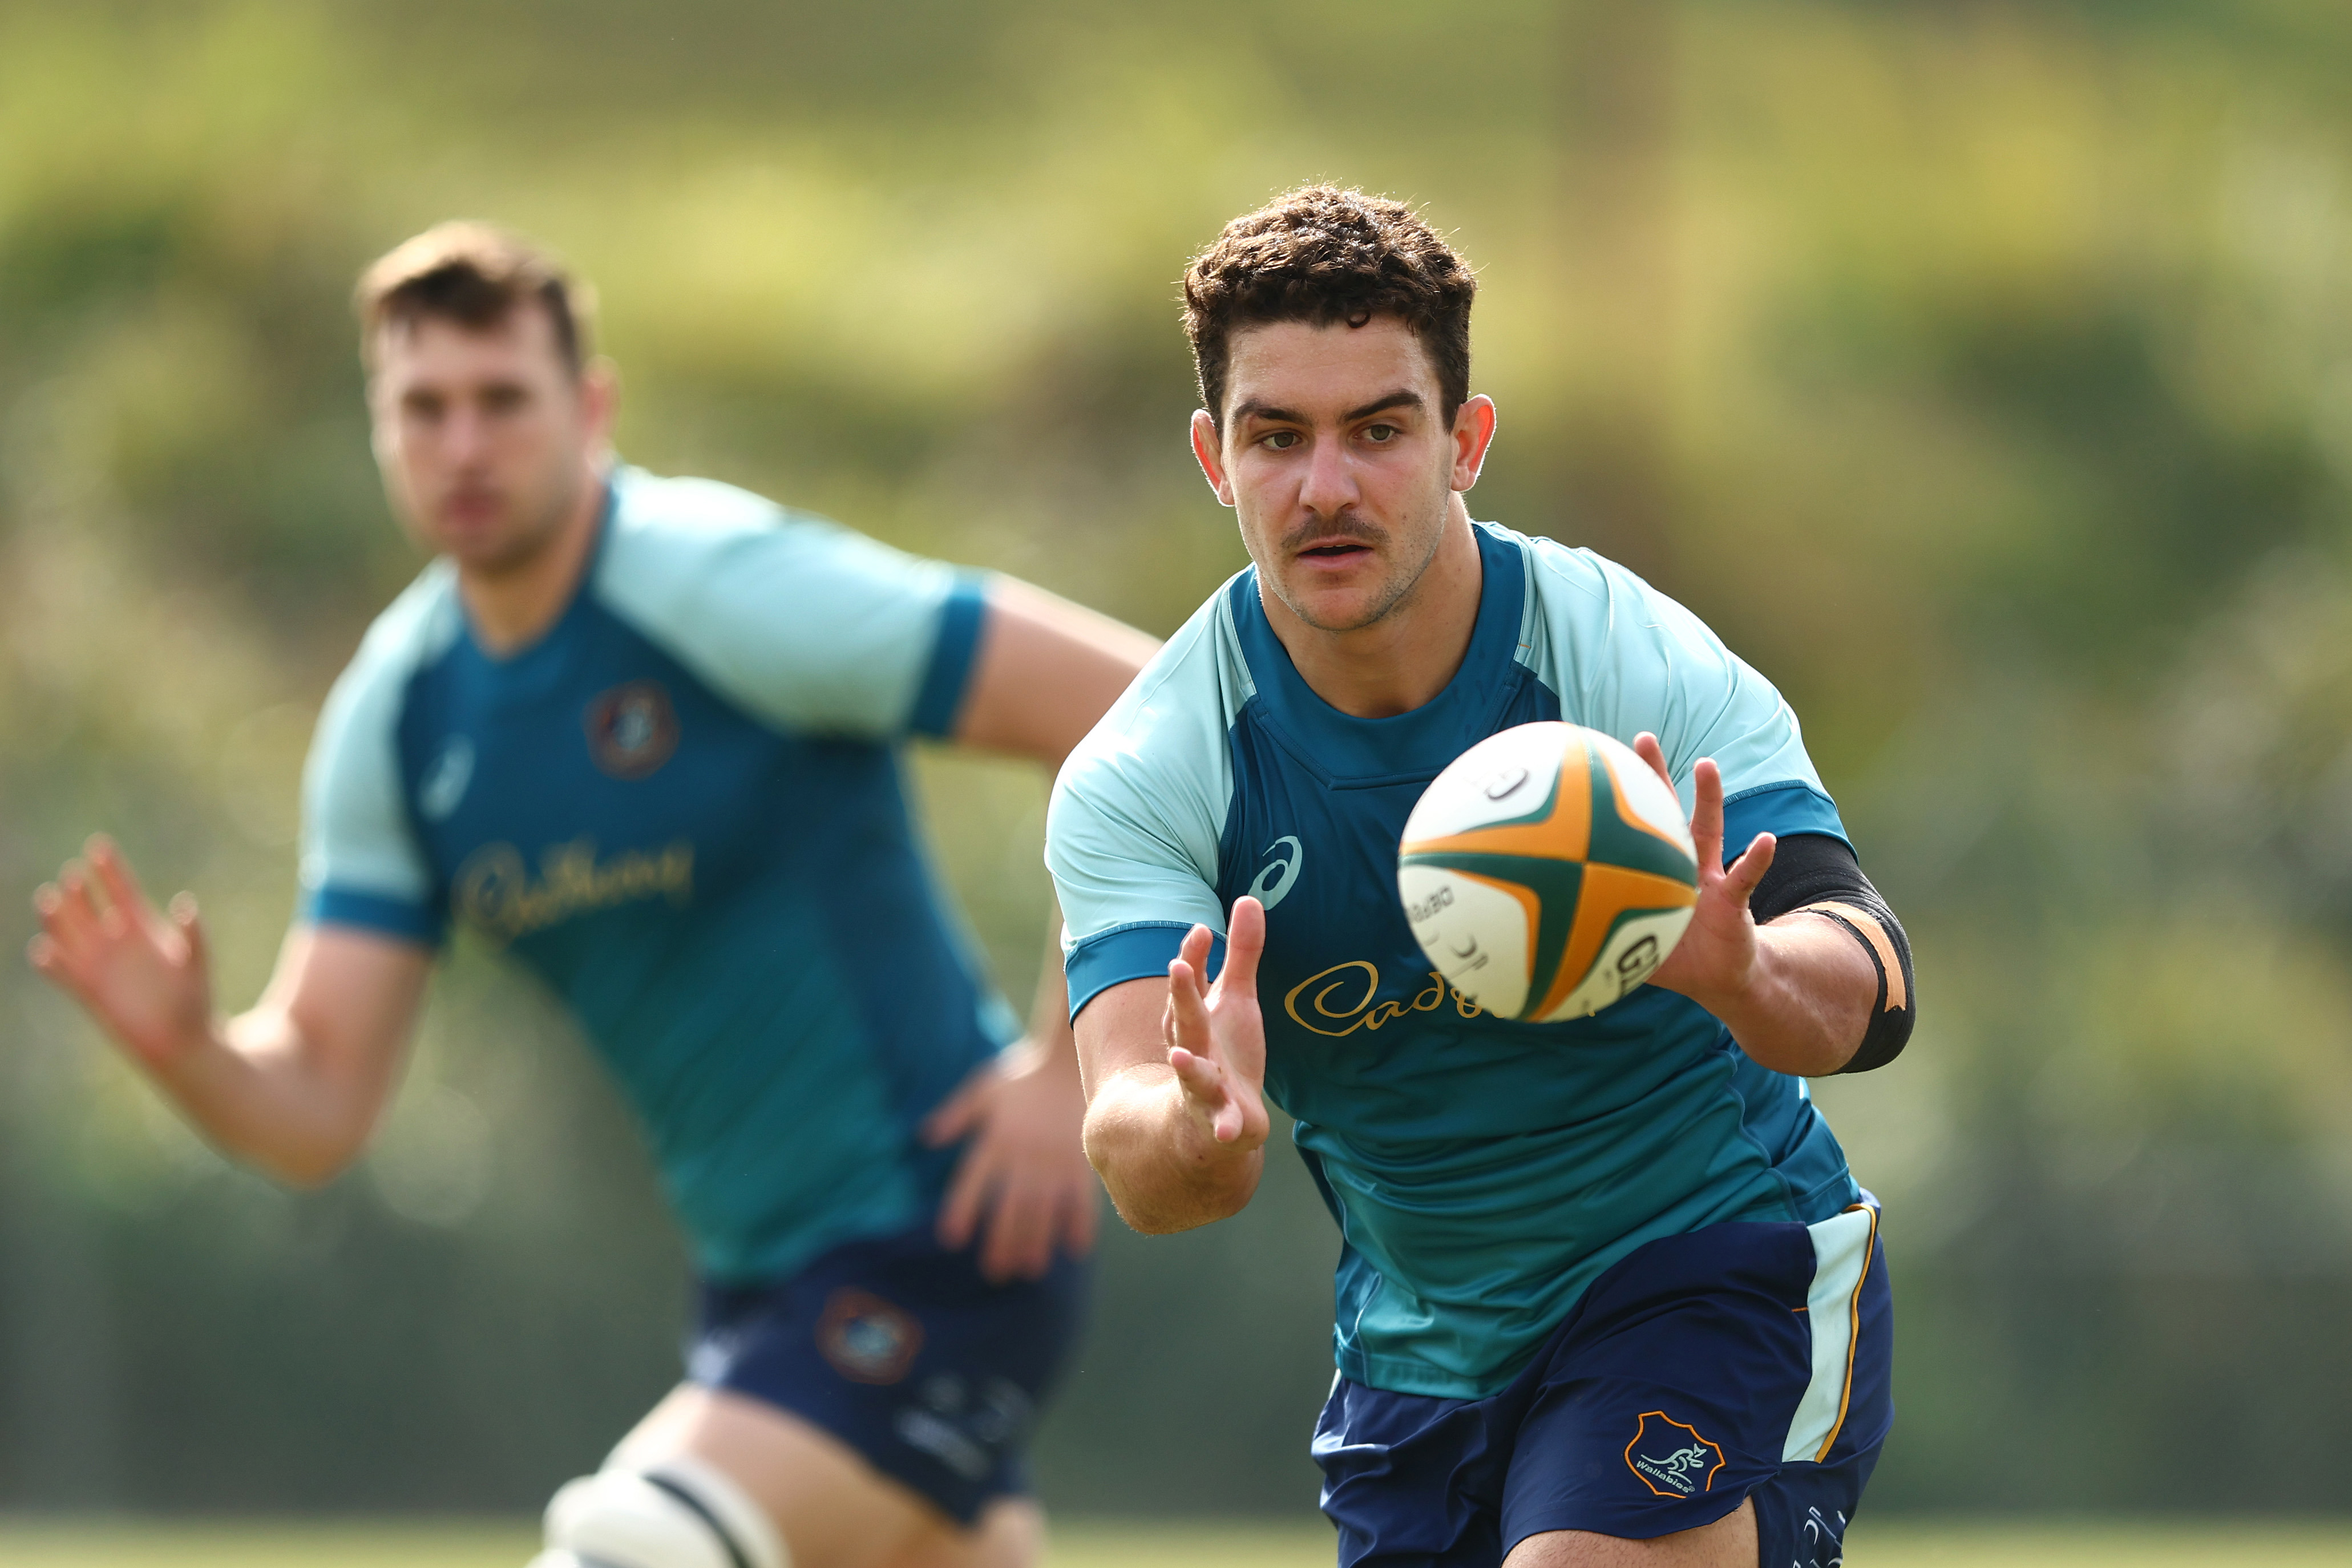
left=1747, top=833, right=1914, bottom=1074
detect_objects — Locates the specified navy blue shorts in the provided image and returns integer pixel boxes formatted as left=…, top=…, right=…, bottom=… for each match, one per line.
left=1315, top=1207, right=1892, bottom=1567
left=686, top=1225, right=1089, bottom=1526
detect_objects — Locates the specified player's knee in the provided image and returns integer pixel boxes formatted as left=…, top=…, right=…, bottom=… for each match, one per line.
left=530, top=1454, right=789, bottom=1568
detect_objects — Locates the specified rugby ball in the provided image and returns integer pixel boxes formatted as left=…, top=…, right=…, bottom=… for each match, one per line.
left=1397, top=723, right=1699, bottom=1021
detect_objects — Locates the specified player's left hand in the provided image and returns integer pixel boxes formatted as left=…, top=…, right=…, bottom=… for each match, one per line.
left=1632, top=732, right=1776, bottom=1013
left=922, top=1034, right=1100, bottom=1283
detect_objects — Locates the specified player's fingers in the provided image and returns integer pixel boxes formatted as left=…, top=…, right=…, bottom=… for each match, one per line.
left=169, top=894, right=208, bottom=972
left=920, top=1064, right=995, bottom=1147
left=26, top=932, right=75, bottom=988
left=934, top=1140, right=997, bottom=1250
left=1178, top=922, right=1213, bottom=980
left=1632, top=732, right=1673, bottom=791
left=24, top=933, right=88, bottom=1004
left=1232, top=1078, right=1268, bottom=1143
left=981, top=1174, right=1054, bottom=1282
left=41, top=874, right=102, bottom=953
left=87, top=838, right=153, bottom=928
left=1688, top=758, right=1725, bottom=866
left=1167, top=1044, right=1227, bottom=1112
left=1720, top=833, right=1776, bottom=907
left=1219, top=896, right=1265, bottom=998
left=1166, top=958, right=1213, bottom=1054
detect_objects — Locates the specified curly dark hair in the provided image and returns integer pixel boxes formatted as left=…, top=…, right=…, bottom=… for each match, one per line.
left=355, top=221, right=595, bottom=377
left=1182, top=185, right=1477, bottom=431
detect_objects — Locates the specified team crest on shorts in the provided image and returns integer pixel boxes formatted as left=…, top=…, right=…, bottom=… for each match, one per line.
left=1624, top=1411, right=1725, bottom=1498
left=584, top=681, right=680, bottom=779
left=818, top=1288, right=924, bottom=1385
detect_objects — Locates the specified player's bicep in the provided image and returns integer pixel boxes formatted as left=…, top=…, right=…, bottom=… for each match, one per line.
left=1751, top=833, right=1914, bottom=1073
left=300, top=647, right=446, bottom=944
left=952, top=579, right=1159, bottom=767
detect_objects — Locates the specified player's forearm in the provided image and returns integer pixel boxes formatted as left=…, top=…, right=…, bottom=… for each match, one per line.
left=1691, top=920, right=1876, bottom=1077
left=145, top=1008, right=383, bottom=1186
left=1081, top=1065, right=1262, bottom=1233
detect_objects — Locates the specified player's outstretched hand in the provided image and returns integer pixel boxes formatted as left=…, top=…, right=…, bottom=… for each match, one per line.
left=923, top=1036, right=1101, bottom=1283
left=1164, top=895, right=1270, bottom=1155
left=27, top=836, right=215, bottom=1068
left=1631, top=734, right=1775, bottom=1011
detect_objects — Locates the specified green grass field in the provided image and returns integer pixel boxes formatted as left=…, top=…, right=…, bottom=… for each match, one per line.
left=0, top=1518, right=2347, bottom=1566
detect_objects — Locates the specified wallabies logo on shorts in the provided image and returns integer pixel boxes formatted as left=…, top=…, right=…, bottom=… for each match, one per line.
left=1624, top=1411, right=1725, bottom=1499
left=585, top=680, right=680, bottom=779
left=818, top=1288, right=925, bottom=1385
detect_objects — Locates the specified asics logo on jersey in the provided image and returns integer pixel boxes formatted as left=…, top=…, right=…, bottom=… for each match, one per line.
left=1247, top=836, right=1304, bottom=910
left=418, top=736, right=475, bottom=822
left=1283, top=961, right=1485, bottom=1037
left=1624, top=1412, right=1724, bottom=1498
left=454, top=838, right=694, bottom=943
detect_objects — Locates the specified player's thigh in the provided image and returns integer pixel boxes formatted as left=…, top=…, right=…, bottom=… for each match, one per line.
left=610, top=1381, right=943, bottom=1568
left=1503, top=1498, right=1757, bottom=1568
left=878, top=1497, right=1044, bottom=1568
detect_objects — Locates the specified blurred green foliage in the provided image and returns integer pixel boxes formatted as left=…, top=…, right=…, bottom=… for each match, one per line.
left=6, top=0, right=2352, bottom=1519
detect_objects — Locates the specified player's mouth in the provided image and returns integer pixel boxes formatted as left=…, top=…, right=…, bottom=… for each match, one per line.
left=439, top=488, right=507, bottom=528
left=1294, top=536, right=1376, bottom=564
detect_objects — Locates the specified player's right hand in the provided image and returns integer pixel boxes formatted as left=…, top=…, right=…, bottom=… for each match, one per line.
left=27, top=836, right=215, bottom=1068
left=1163, top=894, right=1270, bottom=1154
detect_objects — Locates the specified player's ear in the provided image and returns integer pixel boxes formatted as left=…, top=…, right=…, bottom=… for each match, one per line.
left=1450, top=394, right=1497, bottom=494
left=1190, top=409, right=1236, bottom=508
left=580, top=355, right=621, bottom=444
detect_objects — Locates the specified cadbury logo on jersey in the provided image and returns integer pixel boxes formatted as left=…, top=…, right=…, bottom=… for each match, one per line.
left=585, top=680, right=680, bottom=779
left=1283, top=961, right=1486, bottom=1037
left=454, top=838, right=694, bottom=943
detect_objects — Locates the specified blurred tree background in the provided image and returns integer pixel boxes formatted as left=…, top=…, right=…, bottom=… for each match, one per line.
left=6, top=0, right=2352, bottom=1522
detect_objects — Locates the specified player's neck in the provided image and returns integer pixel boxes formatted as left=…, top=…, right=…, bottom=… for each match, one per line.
left=1264, top=504, right=1483, bottom=720
left=456, top=464, right=607, bottom=657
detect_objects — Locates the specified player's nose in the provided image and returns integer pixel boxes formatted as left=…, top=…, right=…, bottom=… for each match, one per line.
left=441, top=402, right=494, bottom=464
left=1296, top=430, right=1359, bottom=518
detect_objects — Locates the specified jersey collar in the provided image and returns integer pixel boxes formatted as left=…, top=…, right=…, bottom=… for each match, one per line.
left=452, top=472, right=620, bottom=672
left=1227, top=523, right=1530, bottom=786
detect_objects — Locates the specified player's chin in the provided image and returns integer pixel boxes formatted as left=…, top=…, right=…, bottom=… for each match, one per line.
left=1282, top=576, right=1399, bottom=633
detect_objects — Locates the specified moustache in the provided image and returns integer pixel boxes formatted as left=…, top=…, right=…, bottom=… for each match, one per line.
left=1281, top=514, right=1385, bottom=552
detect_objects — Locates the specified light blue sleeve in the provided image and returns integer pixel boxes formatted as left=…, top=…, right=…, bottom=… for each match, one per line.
left=1045, top=588, right=1247, bottom=1019
left=298, top=567, right=460, bottom=944
left=1514, top=531, right=1849, bottom=855
left=597, top=471, right=987, bottom=740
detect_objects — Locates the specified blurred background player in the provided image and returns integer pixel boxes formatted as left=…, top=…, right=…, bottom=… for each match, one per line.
left=1048, top=188, right=1917, bottom=1568
left=27, top=223, right=1156, bottom=1568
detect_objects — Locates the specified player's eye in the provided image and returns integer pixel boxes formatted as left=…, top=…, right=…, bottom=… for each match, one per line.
left=482, top=386, right=529, bottom=415
left=1259, top=430, right=1302, bottom=451
left=1362, top=424, right=1399, bottom=443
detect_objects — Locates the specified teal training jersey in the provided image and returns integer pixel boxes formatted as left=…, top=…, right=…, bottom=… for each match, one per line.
left=1046, top=523, right=1861, bottom=1399
left=302, top=466, right=1016, bottom=1283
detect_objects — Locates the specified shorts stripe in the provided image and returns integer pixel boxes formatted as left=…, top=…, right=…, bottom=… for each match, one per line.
left=1781, top=1202, right=1878, bottom=1464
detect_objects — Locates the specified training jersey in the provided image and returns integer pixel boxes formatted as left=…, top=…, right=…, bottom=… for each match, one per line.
left=1046, top=522, right=1861, bottom=1399
left=301, top=466, right=1015, bottom=1284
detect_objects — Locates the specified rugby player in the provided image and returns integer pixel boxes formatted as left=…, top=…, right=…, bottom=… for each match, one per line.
left=27, top=224, right=1156, bottom=1568
left=1048, top=188, right=1915, bottom=1567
